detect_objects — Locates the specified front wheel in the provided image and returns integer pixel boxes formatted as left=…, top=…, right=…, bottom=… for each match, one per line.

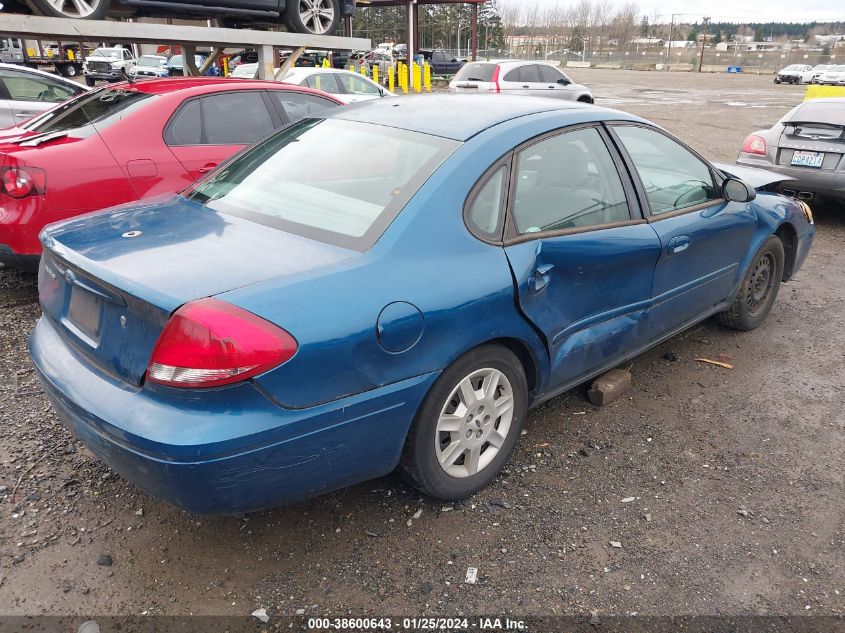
left=716, top=235, right=784, bottom=331
left=399, top=345, right=528, bottom=500
left=284, top=0, right=340, bottom=35
left=84, top=76, right=96, bottom=87
left=27, top=0, right=110, bottom=19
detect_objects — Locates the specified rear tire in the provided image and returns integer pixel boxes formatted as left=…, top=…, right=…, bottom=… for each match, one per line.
left=398, top=345, right=528, bottom=500
left=716, top=235, right=784, bottom=331
left=27, top=0, right=110, bottom=20
left=85, top=77, right=96, bottom=87
left=284, top=0, right=340, bottom=35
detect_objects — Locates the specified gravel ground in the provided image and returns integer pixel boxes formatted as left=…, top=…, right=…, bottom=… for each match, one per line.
left=0, top=70, right=843, bottom=623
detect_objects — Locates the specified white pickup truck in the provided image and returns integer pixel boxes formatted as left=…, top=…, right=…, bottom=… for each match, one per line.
left=83, top=47, right=136, bottom=86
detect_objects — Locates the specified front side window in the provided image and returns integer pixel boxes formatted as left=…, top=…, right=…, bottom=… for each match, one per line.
left=188, top=118, right=459, bottom=250
left=539, top=65, right=567, bottom=84
left=613, top=125, right=718, bottom=215
left=343, top=74, right=380, bottom=96
left=512, top=127, right=631, bottom=234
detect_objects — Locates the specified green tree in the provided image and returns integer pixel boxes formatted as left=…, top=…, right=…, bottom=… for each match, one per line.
left=754, top=27, right=765, bottom=41
left=711, top=31, right=722, bottom=46
left=687, top=28, right=699, bottom=42
left=640, top=15, right=649, bottom=37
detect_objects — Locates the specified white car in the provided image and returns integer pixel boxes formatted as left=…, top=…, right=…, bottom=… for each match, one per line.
left=817, top=65, right=845, bottom=86
left=282, top=68, right=395, bottom=103
left=128, top=54, right=169, bottom=79
left=774, top=64, right=814, bottom=85
left=0, top=62, right=87, bottom=128
left=811, top=65, right=832, bottom=84
left=449, top=60, right=593, bottom=103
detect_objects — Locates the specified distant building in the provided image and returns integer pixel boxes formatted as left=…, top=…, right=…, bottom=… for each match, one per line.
left=631, top=37, right=663, bottom=46
left=663, top=40, right=695, bottom=49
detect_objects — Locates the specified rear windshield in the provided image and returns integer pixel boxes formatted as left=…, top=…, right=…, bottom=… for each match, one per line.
left=20, top=87, right=155, bottom=135
left=188, top=118, right=460, bottom=251
left=138, top=55, right=166, bottom=67
left=787, top=101, right=845, bottom=126
left=453, top=62, right=498, bottom=83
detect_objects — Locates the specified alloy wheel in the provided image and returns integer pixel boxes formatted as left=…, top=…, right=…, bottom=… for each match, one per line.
left=44, top=0, right=102, bottom=18
left=434, top=368, right=515, bottom=478
left=298, top=0, right=335, bottom=35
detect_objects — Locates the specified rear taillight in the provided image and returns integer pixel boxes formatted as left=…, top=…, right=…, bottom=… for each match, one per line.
left=489, top=65, right=501, bottom=93
left=741, top=134, right=767, bottom=156
left=147, top=298, right=297, bottom=389
left=1, top=166, right=46, bottom=198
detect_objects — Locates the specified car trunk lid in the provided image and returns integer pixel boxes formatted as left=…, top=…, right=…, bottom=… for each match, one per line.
left=776, top=121, right=845, bottom=170
left=39, top=196, right=359, bottom=385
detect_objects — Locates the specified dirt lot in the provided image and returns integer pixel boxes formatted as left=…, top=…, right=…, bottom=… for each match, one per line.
left=0, top=70, right=843, bottom=624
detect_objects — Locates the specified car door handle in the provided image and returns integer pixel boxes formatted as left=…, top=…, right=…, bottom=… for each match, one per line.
left=197, top=163, right=217, bottom=174
left=15, top=111, right=36, bottom=117
left=522, top=85, right=530, bottom=89
left=667, top=235, right=692, bottom=255
left=528, top=264, right=554, bottom=294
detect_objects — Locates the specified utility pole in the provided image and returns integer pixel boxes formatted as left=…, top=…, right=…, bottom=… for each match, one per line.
left=698, top=17, right=710, bottom=72
left=665, top=13, right=675, bottom=69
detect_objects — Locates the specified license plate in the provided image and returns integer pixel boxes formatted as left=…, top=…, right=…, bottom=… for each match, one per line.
left=68, top=286, right=101, bottom=341
left=791, top=150, right=824, bottom=168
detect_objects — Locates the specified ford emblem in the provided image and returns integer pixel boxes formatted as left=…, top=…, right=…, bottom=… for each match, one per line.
left=121, top=230, right=143, bottom=238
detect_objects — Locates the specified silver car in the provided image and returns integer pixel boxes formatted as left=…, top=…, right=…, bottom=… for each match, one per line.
left=0, top=63, right=87, bottom=128
left=449, top=60, right=593, bottom=103
left=736, top=98, right=845, bottom=203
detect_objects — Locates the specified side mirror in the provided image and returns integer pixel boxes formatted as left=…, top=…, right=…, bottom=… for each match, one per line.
left=723, top=177, right=756, bottom=203
left=557, top=78, right=570, bottom=85
left=378, top=87, right=385, bottom=97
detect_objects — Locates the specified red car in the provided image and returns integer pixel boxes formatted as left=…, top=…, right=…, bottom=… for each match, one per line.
left=0, top=78, right=342, bottom=270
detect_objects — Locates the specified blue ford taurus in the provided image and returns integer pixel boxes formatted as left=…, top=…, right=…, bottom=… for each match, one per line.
left=30, top=96, right=815, bottom=514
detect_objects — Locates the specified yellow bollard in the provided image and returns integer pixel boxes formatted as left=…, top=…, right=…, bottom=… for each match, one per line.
left=316, top=74, right=321, bottom=90
left=398, top=63, right=408, bottom=94
left=349, top=63, right=355, bottom=73
left=424, top=62, right=431, bottom=93
left=388, top=65, right=395, bottom=93
left=372, top=64, right=379, bottom=85
left=222, top=56, right=229, bottom=77
left=412, top=62, right=422, bottom=93
left=322, top=57, right=330, bottom=68
left=360, top=64, right=367, bottom=77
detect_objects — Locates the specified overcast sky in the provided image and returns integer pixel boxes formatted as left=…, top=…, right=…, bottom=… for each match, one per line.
left=525, top=0, right=844, bottom=23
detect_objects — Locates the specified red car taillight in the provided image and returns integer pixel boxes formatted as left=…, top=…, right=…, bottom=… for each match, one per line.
left=741, top=134, right=767, bottom=156
left=489, top=65, right=501, bottom=93
left=1, top=166, right=46, bottom=198
left=146, top=298, right=297, bottom=389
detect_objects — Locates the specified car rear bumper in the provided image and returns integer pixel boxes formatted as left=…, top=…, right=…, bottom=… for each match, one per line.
left=30, top=316, right=437, bottom=514
left=737, top=156, right=845, bottom=200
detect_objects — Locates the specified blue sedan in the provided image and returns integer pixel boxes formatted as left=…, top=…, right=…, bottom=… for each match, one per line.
left=30, top=96, right=815, bottom=514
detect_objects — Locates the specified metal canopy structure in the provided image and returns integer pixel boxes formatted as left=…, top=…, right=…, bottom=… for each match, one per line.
left=0, top=14, right=370, bottom=79
left=353, top=0, right=487, bottom=63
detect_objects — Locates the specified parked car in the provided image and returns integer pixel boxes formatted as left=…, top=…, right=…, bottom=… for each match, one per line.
left=0, top=78, right=341, bottom=270
left=816, top=65, right=845, bottom=86
left=128, top=54, right=169, bottom=79
left=810, top=65, right=832, bottom=84
left=82, top=47, right=136, bottom=86
left=736, top=97, right=845, bottom=204
left=421, top=49, right=465, bottom=75
left=773, top=64, right=814, bottom=84
left=450, top=60, right=593, bottom=103
left=17, top=0, right=355, bottom=36
left=350, top=50, right=395, bottom=79
left=28, top=95, right=813, bottom=514
left=282, top=67, right=395, bottom=103
left=0, top=63, right=87, bottom=128
left=166, top=54, right=220, bottom=77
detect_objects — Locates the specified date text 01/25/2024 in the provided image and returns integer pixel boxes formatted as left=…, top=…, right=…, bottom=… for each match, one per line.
left=306, top=617, right=527, bottom=630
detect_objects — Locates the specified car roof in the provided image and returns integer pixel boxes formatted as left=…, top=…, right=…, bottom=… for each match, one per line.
left=104, top=77, right=332, bottom=98
left=331, top=94, right=635, bottom=141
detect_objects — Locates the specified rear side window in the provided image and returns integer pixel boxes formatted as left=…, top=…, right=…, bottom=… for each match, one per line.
left=453, top=62, right=497, bottom=82
left=165, top=91, right=275, bottom=146
left=267, top=91, right=337, bottom=123
left=513, top=127, right=631, bottom=234
left=303, top=73, right=343, bottom=94
left=466, top=165, right=507, bottom=239
left=340, top=74, right=380, bottom=96
left=504, top=65, right=541, bottom=83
